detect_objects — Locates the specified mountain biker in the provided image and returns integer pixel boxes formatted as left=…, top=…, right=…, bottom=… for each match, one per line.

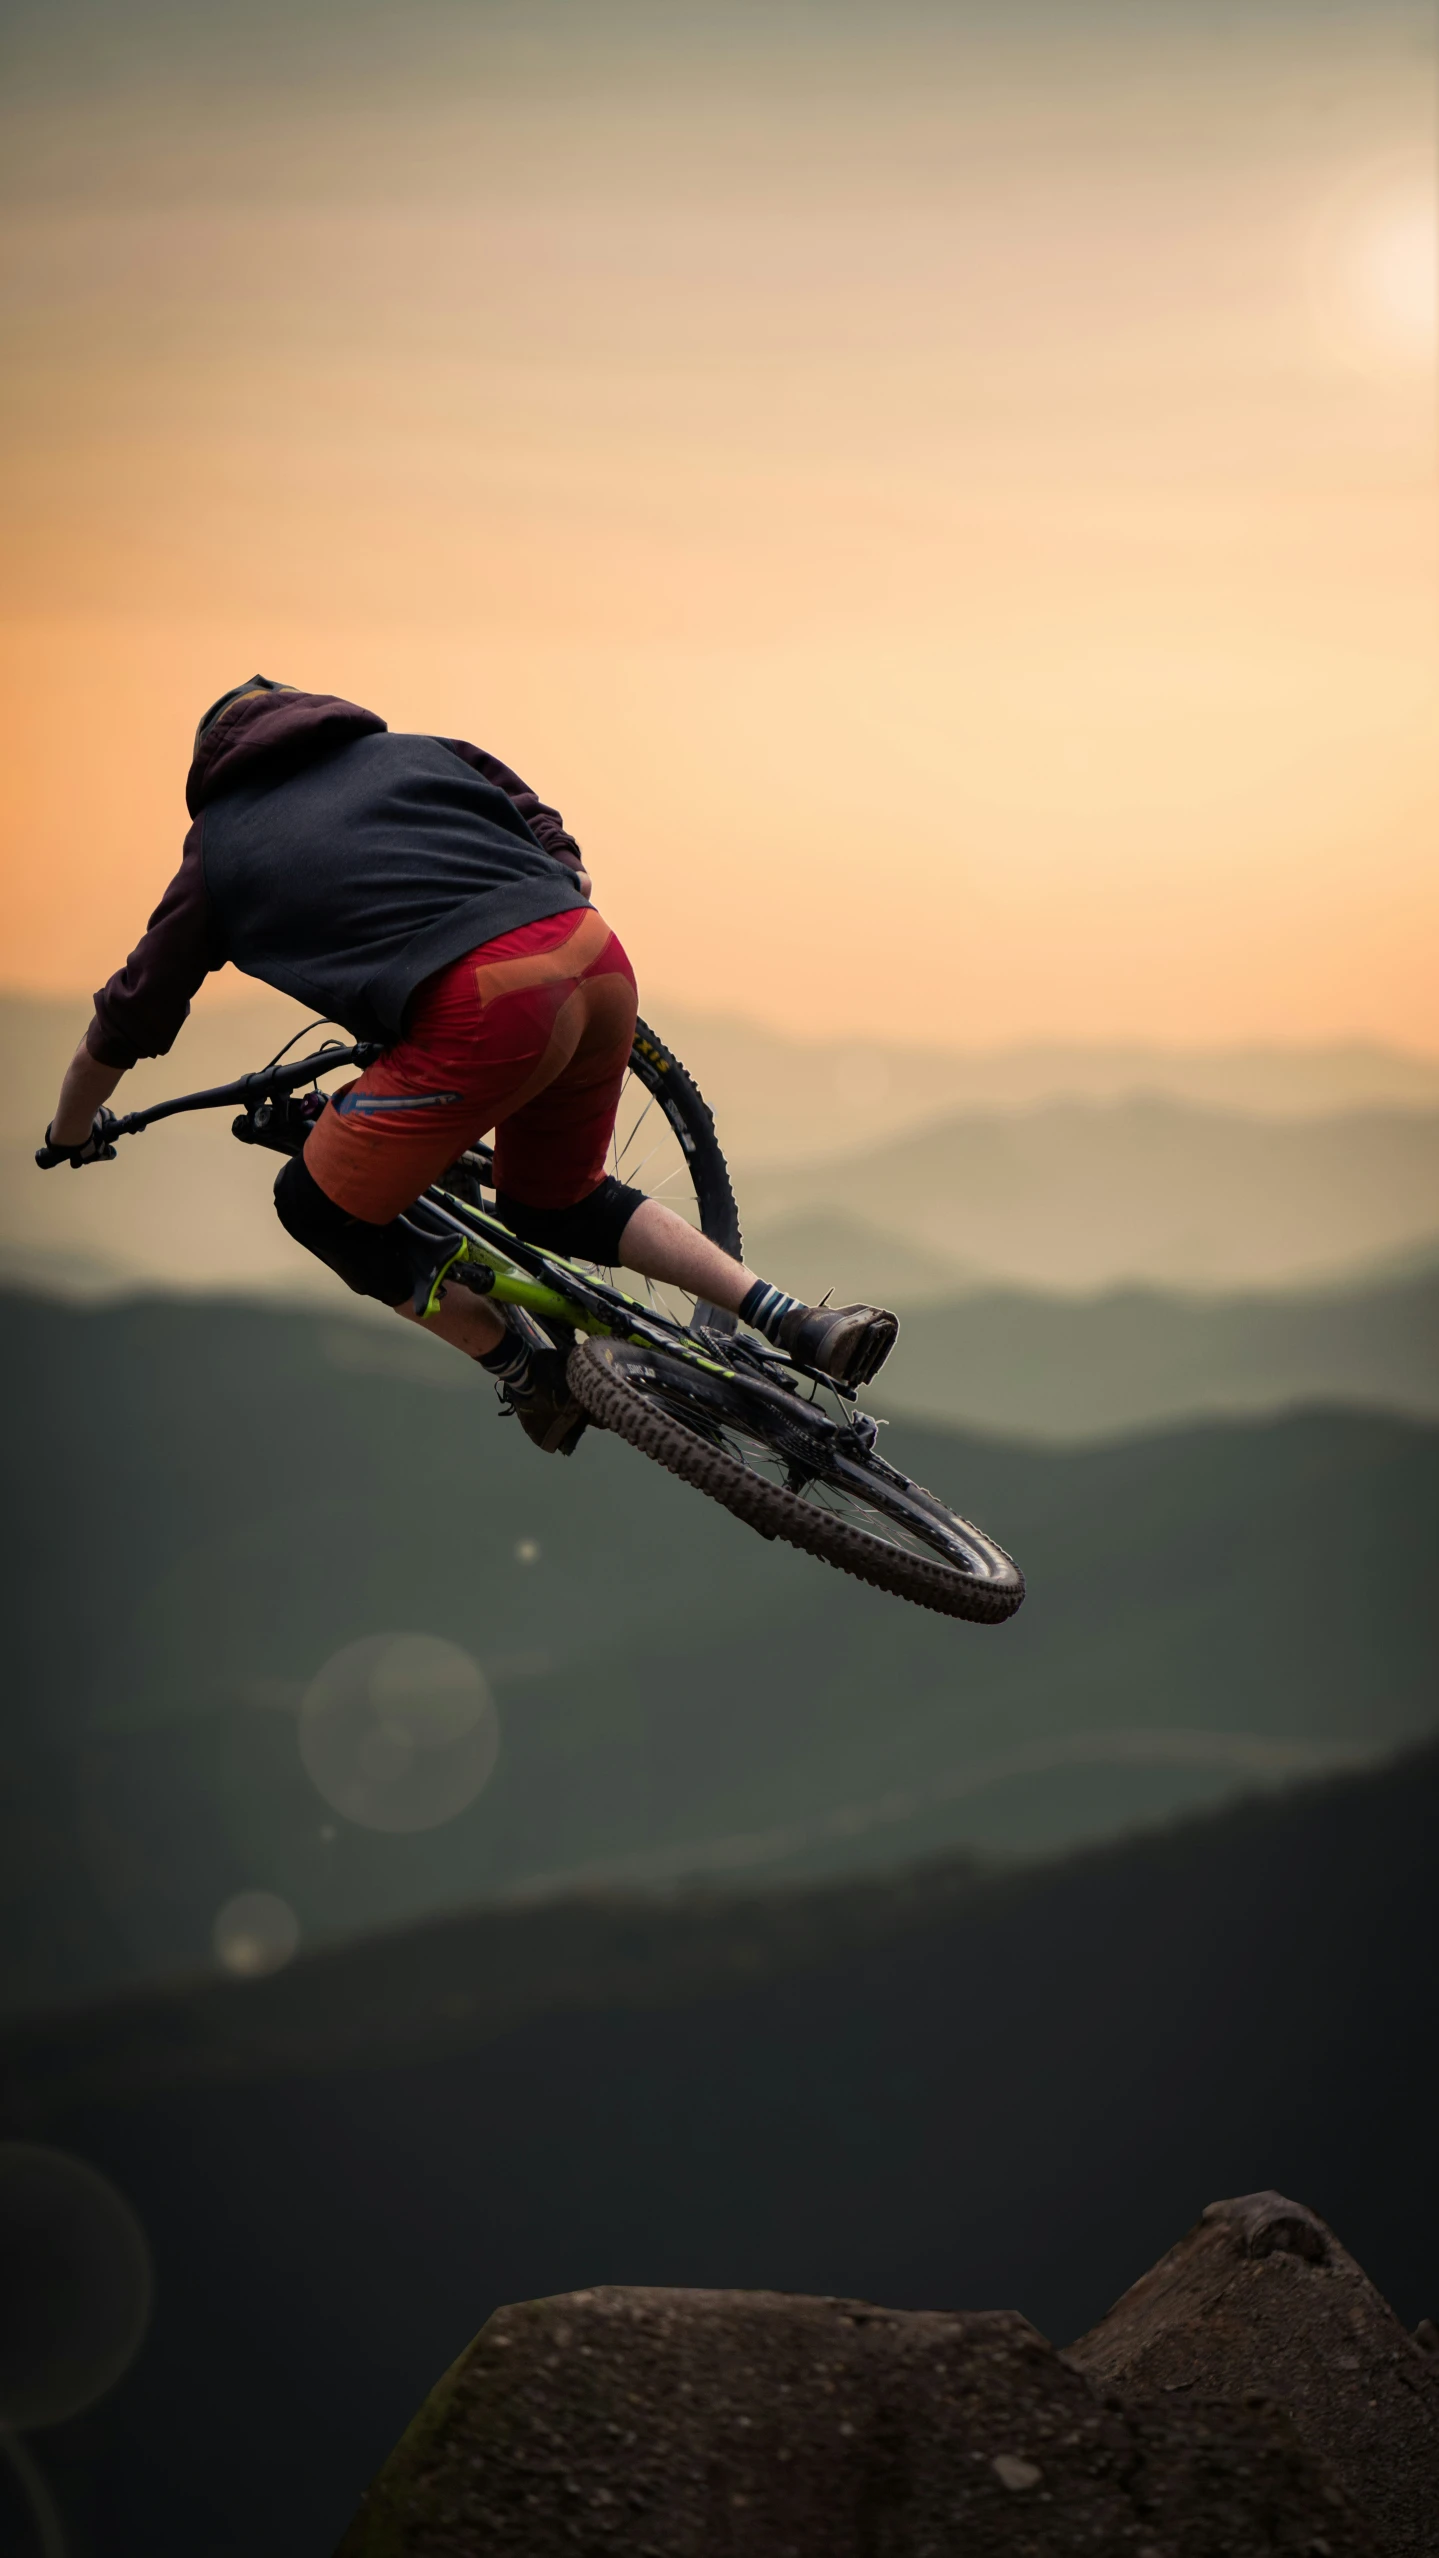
left=42, top=677, right=899, bottom=1451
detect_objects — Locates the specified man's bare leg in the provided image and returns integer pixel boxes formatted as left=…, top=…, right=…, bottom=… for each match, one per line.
left=615, top=1199, right=759, bottom=1310
left=617, top=1197, right=898, bottom=1387
left=392, top=1291, right=507, bottom=1355
left=392, top=1282, right=584, bottom=1455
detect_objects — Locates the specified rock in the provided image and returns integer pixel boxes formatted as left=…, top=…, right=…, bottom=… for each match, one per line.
left=1067, top=2190, right=1439, bottom=2556
left=990, top=2451, right=1042, bottom=2491
left=336, top=2282, right=1374, bottom=2556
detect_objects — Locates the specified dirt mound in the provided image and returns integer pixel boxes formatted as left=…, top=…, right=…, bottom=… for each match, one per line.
left=336, top=2280, right=1374, bottom=2557
left=1068, top=2189, right=1439, bottom=2556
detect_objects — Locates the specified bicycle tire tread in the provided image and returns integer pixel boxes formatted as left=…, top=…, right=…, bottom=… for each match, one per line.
left=567, top=1340, right=1023, bottom=1625
left=631, top=1015, right=741, bottom=1260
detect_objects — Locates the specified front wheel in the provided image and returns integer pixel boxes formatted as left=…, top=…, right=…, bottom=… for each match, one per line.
left=568, top=1338, right=1024, bottom=1624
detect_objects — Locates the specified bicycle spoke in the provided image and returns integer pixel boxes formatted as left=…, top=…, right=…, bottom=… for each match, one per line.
left=647, top=1381, right=957, bottom=1567
left=800, top=1475, right=937, bottom=1560
left=624, top=1136, right=673, bottom=1188
left=615, top=1092, right=655, bottom=1171
left=570, top=1057, right=720, bottom=1329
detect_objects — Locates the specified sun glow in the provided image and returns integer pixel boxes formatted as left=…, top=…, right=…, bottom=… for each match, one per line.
left=1312, top=175, right=1438, bottom=368
left=2, top=10, right=1436, bottom=1053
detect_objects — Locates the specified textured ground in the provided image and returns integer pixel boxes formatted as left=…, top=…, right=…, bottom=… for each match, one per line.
left=1068, top=2189, right=1439, bottom=2557
left=336, top=2280, right=1376, bottom=2557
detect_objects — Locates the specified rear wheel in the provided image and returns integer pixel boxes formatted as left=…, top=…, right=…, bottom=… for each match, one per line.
left=568, top=1337, right=1024, bottom=1624
left=454, top=1018, right=741, bottom=1332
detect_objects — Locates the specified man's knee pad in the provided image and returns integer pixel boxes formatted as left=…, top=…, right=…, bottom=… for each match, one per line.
left=495, top=1176, right=647, bottom=1266
left=273, top=1155, right=416, bottom=1305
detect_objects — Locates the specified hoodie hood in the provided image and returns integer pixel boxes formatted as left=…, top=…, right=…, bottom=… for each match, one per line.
left=186, top=682, right=386, bottom=817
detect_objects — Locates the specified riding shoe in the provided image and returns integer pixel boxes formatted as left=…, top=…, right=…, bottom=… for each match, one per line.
left=776, top=1301, right=900, bottom=1389
left=497, top=1349, right=590, bottom=1456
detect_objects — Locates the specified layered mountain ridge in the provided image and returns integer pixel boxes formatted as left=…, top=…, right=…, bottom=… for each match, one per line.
left=3, top=1288, right=1435, bottom=2016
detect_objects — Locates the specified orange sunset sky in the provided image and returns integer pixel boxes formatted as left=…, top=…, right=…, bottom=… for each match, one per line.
left=0, top=0, right=1434, bottom=1052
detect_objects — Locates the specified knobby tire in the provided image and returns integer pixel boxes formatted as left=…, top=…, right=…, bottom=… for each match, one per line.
left=567, top=1338, right=1024, bottom=1625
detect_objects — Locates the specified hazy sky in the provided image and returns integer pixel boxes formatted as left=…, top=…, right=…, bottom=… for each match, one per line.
left=1, top=0, right=1434, bottom=1049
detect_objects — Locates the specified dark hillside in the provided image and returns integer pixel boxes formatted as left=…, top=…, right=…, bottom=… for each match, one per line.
left=3, top=1742, right=1436, bottom=2557
left=870, top=1265, right=1439, bottom=1439
left=2, top=1290, right=1436, bottom=2010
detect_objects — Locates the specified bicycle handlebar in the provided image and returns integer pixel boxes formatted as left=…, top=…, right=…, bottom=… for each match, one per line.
left=108, top=1040, right=383, bottom=1137
left=34, top=1039, right=383, bottom=1168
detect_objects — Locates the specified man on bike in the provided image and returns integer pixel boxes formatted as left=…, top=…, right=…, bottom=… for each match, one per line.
left=43, top=678, right=899, bottom=1451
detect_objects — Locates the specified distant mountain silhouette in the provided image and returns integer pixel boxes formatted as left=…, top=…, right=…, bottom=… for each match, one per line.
left=658, top=1005, right=1439, bottom=1163
left=2, top=1290, right=1435, bottom=2016
left=5, top=1741, right=1437, bottom=2557
left=743, top=1096, right=1439, bottom=1291
left=5, top=990, right=1438, bottom=1298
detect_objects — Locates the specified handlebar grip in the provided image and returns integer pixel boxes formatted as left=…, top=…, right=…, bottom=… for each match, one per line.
left=35, top=1042, right=383, bottom=1167
left=35, top=1110, right=119, bottom=1171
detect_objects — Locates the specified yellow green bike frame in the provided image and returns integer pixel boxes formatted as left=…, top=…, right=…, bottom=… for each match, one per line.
left=408, top=1184, right=748, bottom=1387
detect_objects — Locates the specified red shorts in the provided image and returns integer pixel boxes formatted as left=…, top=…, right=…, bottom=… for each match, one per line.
left=303, top=907, right=638, bottom=1224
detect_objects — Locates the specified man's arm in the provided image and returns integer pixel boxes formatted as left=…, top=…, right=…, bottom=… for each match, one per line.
left=49, top=1029, right=125, bottom=1148
left=43, top=821, right=224, bottom=1151
left=87, top=821, right=224, bottom=1069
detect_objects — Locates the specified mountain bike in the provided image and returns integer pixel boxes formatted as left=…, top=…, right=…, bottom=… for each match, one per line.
left=39, top=1024, right=1025, bottom=1625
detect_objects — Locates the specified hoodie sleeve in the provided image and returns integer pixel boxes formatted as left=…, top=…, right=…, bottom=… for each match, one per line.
left=87, top=821, right=227, bottom=1068
left=434, top=739, right=587, bottom=883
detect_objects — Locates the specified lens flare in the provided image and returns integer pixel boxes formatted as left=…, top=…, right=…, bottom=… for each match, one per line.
left=0, top=2145, right=153, bottom=2429
left=213, top=1891, right=300, bottom=1978
left=298, top=1633, right=500, bottom=1832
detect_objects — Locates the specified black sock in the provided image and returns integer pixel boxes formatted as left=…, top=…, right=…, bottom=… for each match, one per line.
left=739, top=1279, right=804, bottom=1345
left=477, top=1331, right=534, bottom=1389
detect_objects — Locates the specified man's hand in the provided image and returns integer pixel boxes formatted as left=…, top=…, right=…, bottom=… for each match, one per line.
left=39, top=1021, right=127, bottom=1166
left=36, top=1112, right=119, bottom=1171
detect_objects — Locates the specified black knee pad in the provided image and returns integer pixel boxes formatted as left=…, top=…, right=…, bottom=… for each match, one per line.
left=274, top=1155, right=416, bottom=1305
left=495, top=1176, right=647, bottom=1266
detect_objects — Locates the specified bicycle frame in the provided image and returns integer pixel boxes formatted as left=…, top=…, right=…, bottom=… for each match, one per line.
left=388, top=1182, right=884, bottom=1475
left=402, top=1179, right=743, bottom=1383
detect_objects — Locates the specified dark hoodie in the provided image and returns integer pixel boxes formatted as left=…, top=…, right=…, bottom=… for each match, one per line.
left=88, top=686, right=589, bottom=1066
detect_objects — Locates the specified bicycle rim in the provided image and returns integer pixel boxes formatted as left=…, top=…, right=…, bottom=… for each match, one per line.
left=569, top=1338, right=1025, bottom=1624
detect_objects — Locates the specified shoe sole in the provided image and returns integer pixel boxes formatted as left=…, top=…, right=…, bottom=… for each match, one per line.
left=527, top=1405, right=589, bottom=1456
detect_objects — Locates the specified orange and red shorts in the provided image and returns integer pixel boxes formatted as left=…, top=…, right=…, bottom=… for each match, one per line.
left=303, top=907, right=638, bottom=1226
